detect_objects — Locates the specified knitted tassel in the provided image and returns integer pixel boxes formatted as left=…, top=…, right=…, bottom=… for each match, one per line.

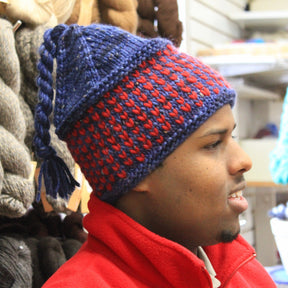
left=34, top=26, right=79, bottom=201
left=37, top=155, right=79, bottom=201
left=270, top=87, right=288, bottom=184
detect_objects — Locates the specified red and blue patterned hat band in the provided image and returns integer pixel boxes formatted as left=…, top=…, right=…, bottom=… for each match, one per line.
left=34, top=24, right=235, bottom=204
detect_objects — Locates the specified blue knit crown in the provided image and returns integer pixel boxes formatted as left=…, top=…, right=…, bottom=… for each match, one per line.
left=34, top=24, right=236, bottom=203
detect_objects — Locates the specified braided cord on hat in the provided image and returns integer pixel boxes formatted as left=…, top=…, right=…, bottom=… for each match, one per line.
left=34, top=26, right=79, bottom=201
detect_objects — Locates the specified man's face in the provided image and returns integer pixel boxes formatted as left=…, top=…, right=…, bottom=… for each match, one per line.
left=134, top=104, right=252, bottom=250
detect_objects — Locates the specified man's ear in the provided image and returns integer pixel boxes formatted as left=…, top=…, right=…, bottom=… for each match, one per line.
left=131, top=176, right=151, bottom=193
left=132, top=163, right=163, bottom=193
left=116, top=175, right=151, bottom=213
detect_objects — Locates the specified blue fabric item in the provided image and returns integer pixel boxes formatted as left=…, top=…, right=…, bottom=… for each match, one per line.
left=269, top=266, right=288, bottom=284
left=269, top=203, right=288, bottom=220
left=34, top=24, right=236, bottom=203
left=270, top=87, right=288, bottom=184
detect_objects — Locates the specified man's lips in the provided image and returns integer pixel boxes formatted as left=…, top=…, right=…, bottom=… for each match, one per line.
left=228, top=182, right=248, bottom=213
left=229, top=182, right=247, bottom=198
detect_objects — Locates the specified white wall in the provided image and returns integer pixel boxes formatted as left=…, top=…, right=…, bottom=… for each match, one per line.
left=178, top=0, right=247, bottom=55
left=177, top=0, right=283, bottom=139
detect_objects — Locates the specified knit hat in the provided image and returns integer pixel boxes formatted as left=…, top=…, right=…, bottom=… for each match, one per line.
left=34, top=24, right=236, bottom=204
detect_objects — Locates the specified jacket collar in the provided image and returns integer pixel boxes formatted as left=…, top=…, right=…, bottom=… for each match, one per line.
left=84, top=194, right=255, bottom=287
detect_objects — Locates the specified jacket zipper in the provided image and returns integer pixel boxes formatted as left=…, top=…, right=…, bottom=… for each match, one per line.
left=221, top=253, right=256, bottom=288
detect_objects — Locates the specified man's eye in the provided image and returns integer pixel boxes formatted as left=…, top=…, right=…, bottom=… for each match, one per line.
left=204, top=140, right=221, bottom=150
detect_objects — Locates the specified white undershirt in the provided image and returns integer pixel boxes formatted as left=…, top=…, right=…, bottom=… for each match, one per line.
left=198, top=247, right=221, bottom=288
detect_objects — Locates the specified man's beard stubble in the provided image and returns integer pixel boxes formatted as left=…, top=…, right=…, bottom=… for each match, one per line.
left=220, top=229, right=240, bottom=243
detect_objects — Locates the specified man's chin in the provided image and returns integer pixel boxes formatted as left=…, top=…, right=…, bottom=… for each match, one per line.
left=219, top=229, right=240, bottom=243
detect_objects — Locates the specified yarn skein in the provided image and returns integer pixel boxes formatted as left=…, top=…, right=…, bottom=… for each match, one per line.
left=0, top=236, right=33, bottom=288
left=52, top=0, right=77, bottom=23
left=38, top=236, right=67, bottom=280
left=3, top=0, right=57, bottom=26
left=0, top=18, right=34, bottom=218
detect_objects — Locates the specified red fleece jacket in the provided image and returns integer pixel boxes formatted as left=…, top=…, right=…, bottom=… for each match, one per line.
left=43, top=195, right=277, bottom=288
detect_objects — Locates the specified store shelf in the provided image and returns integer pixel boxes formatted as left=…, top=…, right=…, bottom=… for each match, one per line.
left=200, top=54, right=288, bottom=79
left=229, top=11, right=288, bottom=29
left=245, top=67, right=288, bottom=87
left=200, top=55, right=279, bottom=77
left=230, top=80, right=280, bottom=100
left=200, top=54, right=288, bottom=90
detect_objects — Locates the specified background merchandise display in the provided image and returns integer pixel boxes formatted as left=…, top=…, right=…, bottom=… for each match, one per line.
left=0, top=0, right=182, bottom=287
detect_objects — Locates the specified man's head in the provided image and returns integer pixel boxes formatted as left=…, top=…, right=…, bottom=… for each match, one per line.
left=34, top=24, right=238, bottom=205
left=116, top=104, right=252, bottom=251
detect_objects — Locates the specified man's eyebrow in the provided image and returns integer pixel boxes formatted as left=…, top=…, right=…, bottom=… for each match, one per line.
left=198, top=124, right=236, bottom=138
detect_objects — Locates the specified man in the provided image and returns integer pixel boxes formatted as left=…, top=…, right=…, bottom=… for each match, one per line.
left=34, top=24, right=277, bottom=287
